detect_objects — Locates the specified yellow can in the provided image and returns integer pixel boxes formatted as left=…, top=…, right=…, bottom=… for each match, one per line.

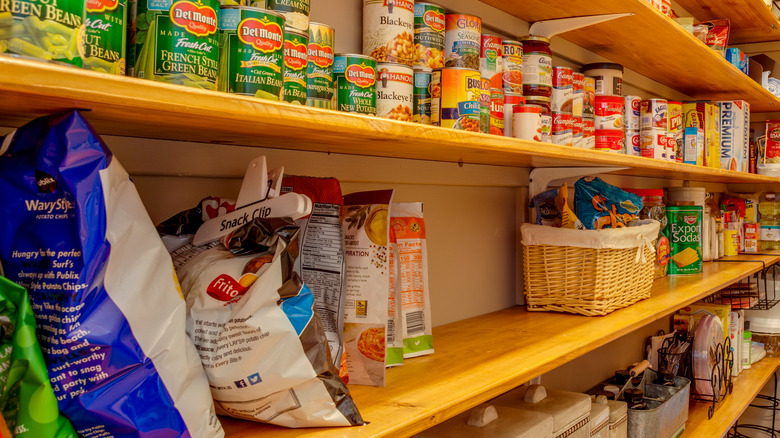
left=431, top=67, right=481, bottom=131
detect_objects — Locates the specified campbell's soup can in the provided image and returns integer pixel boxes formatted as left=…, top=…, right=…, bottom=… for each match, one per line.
left=377, top=62, right=414, bottom=121
left=641, top=99, right=668, bottom=130
left=414, top=2, right=446, bottom=69
left=595, top=129, right=624, bottom=153
left=572, top=72, right=584, bottom=118
left=513, top=104, right=542, bottom=142
left=572, top=115, right=583, bottom=148
left=431, top=67, right=481, bottom=131
left=282, top=27, right=309, bottom=105
left=479, top=78, right=491, bottom=133
left=413, top=66, right=432, bottom=124
left=626, top=130, right=641, bottom=156
left=765, top=119, right=780, bottom=164
left=594, top=95, right=624, bottom=130
left=444, top=13, right=481, bottom=70
left=480, top=34, right=503, bottom=88
left=307, top=22, right=335, bottom=108
left=583, top=76, right=595, bottom=118
left=489, top=88, right=505, bottom=136
left=363, top=0, right=415, bottom=66
left=583, top=117, right=595, bottom=149
left=334, top=53, right=377, bottom=115
left=551, top=67, right=573, bottom=113
left=502, top=39, right=523, bottom=94
left=552, top=111, right=573, bottom=146
left=218, top=7, right=284, bottom=99
left=624, top=95, right=641, bottom=130
left=641, top=128, right=667, bottom=160
left=504, top=93, right=525, bottom=137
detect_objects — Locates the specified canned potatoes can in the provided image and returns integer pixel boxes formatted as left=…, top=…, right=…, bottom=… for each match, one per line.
left=413, top=66, right=432, bottom=124
left=334, top=53, right=377, bottom=115
left=363, top=0, right=415, bottom=66
left=666, top=206, right=702, bottom=275
left=443, top=13, right=480, bottom=70
left=307, top=22, right=335, bottom=107
left=377, top=62, right=413, bottom=121
left=84, top=0, right=127, bottom=74
left=282, top=27, right=308, bottom=104
left=217, top=6, right=284, bottom=99
left=432, top=67, right=481, bottom=131
left=413, top=1, right=445, bottom=68
left=267, top=0, right=308, bottom=32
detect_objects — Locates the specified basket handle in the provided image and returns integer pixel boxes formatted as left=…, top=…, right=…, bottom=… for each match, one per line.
left=635, top=234, right=655, bottom=264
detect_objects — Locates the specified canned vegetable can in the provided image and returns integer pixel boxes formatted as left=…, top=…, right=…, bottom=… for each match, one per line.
left=217, top=6, right=284, bottom=99
left=5, top=0, right=86, bottom=66
left=377, top=62, right=413, bottom=121
left=666, top=206, right=703, bottom=275
left=267, top=0, right=308, bottom=31
left=84, top=0, right=127, bottom=74
left=413, top=1, right=445, bottom=68
left=282, top=27, right=308, bottom=104
left=334, top=53, right=377, bottom=115
left=479, top=77, right=490, bottom=133
left=307, top=22, right=335, bottom=107
left=413, top=66, right=432, bottom=124
left=443, top=13, right=480, bottom=70
left=363, top=0, right=415, bottom=66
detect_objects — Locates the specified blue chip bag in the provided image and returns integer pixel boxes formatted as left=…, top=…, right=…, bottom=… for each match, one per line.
left=574, top=177, right=643, bottom=230
left=0, top=111, right=223, bottom=437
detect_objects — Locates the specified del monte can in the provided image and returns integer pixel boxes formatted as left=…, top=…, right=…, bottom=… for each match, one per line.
left=666, top=205, right=702, bottom=275
left=4, top=0, right=86, bottom=67
left=217, top=6, right=284, bottom=99
left=83, top=0, right=127, bottom=74
left=282, top=27, right=308, bottom=104
left=334, top=53, right=377, bottom=115
left=307, top=22, right=335, bottom=108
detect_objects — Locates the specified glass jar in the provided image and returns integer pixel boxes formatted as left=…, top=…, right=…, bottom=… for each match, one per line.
left=626, top=189, right=669, bottom=278
left=519, top=35, right=552, bottom=97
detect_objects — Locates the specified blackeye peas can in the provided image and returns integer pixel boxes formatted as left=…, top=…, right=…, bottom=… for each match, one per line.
left=666, top=205, right=702, bottom=275
left=266, top=0, right=308, bottom=32
left=282, top=27, right=308, bottom=104
left=431, top=67, right=481, bottom=132
left=334, top=53, right=377, bottom=115
left=413, top=66, right=432, bottom=124
left=5, top=0, right=86, bottom=66
left=413, top=1, right=445, bottom=69
left=217, top=7, right=284, bottom=99
left=135, top=0, right=220, bottom=89
left=306, top=22, right=334, bottom=108
left=84, top=0, right=127, bottom=74
left=363, top=0, right=415, bottom=66
left=376, top=62, right=413, bottom=121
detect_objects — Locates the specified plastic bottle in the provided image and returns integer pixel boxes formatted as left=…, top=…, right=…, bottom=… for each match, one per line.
left=760, top=193, right=780, bottom=250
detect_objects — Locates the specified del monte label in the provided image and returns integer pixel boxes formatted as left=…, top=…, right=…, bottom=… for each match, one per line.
left=346, top=63, right=376, bottom=88
left=87, top=0, right=119, bottom=13
left=308, top=43, right=333, bottom=68
left=171, top=0, right=218, bottom=37
left=238, top=17, right=283, bottom=52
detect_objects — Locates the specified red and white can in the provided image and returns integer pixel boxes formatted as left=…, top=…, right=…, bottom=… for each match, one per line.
left=666, top=131, right=676, bottom=161
left=594, top=95, right=624, bottom=130
left=640, top=99, right=668, bottom=130
left=582, top=117, right=595, bottom=149
left=595, top=129, right=624, bottom=153
left=552, top=111, right=573, bottom=146
left=572, top=115, right=583, bottom=148
left=489, top=87, right=505, bottom=136
left=624, top=95, right=641, bottom=130
left=626, top=129, right=641, bottom=156
left=513, top=104, right=542, bottom=142
left=641, top=128, right=667, bottom=160
left=480, top=34, right=503, bottom=87
left=552, top=66, right=573, bottom=113
left=501, top=39, right=522, bottom=94
left=504, top=92, right=525, bottom=137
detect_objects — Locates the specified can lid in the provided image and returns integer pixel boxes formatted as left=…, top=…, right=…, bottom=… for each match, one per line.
left=514, top=104, right=542, bottom=113
left=582, top=62, right=624, bottom=73
left=519, top=35, right=550, bottom=43
left=624, top=189, right=664, bottom=198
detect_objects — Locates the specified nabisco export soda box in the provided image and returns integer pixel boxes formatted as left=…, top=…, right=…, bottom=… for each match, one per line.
left=717, top=100, right=750, bottom=172
left=683, top=102, right=720, bottom=168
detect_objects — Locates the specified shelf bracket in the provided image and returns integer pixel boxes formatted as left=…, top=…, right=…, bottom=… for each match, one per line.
left=529, top=13, right=634, bottom=38
left=529, top=167, right=627, bottom=198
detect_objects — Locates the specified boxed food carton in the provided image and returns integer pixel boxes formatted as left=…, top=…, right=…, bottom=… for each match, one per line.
left=726, top=48, right=749, bottom=75
left=683, top=102, right=720, bottom=167
left=718, top=100, right=750, bottom=172
left=683, top=127, right=704, bottom=165
left=745, top=222, right=760, bottom=253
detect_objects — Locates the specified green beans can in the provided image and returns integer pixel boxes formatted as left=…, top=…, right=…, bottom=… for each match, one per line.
left=135, top=0, right=220, bottom=89
left=217, top=6, right=284, bottom=99
left=306, top=22, right=334, bottom=108
left=334, top=53, right=376, bottom=115
left=266, top=0, right=307, bottom=32
left=413, top=66, right=431, bottom=124
left=282, top=26, right=307, bottom=104
left=665, top=205, right=702, bottom=275
left=83, top=0, right=128, bottom=74
left=4, top=0, right=85, bottom=66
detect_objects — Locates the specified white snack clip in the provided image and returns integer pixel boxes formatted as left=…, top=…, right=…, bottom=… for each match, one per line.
left=235, top=156, right=268, bottom=208
left=265, top=166, right=285, bottom=199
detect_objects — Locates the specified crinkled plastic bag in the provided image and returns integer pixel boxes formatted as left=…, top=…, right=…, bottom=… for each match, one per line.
left=0, top=111, right=223, bottom=438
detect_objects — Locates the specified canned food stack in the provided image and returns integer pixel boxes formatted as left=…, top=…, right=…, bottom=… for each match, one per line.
left=585, top=63, right=624, bottom=153
left=640, top=99, right=669, bottom=160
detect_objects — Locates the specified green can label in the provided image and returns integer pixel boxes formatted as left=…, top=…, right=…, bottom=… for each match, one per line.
left=135, top=0, right=219, bottom=89
left=282, top=28, right=307, bottom=104
left=218, top=7, right=284, bottom=99
left=267, top=0, right=307, bottom=31
left=4, top=0, right=85, bottom=66
left=413, top=67, right=431, bottom=124
left=666, top=206, right=702, bottom=275
left=306, top=22, right=333, bottom=103
left=83, top=0, right=127, bottom=74
left=334, top=54, right=376, bottom=115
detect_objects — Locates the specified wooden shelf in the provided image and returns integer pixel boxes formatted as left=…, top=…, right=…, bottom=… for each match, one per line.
left=220, top=253, right=780, bottom=438
left=684, top=356, right=780, bottom=437
left=0, top=56, right=778, bottom=186
left=478, top=0, right=780, bottom=112
left=675, top=0, right=780, bottom=44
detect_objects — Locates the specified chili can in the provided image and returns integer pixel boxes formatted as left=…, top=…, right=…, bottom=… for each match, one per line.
left=431, top=67, right=481, bottom=131
left=519, top=35, right=551, bottom=97
left=282, top=27, right=308, bottom=104
left=307, top=22, right=335, bottom=107
left=334, top=53, right=377, bottom=115
left=363, top=0, right=415, bottom=66
left=217, top=6, right=284, bottom=99
left=413, top=66, right=432, bottom=124
left=443, top=13, right=481, bottom=70
left=666, top=206, right=703, bottom=275
left=267, top=0, right=308, bottom=32
left=501, top=39, right=522, bottom=94
left=413, top=1, right=445, bottom=68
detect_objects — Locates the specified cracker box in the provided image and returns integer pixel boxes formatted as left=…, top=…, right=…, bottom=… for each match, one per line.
left=718, top=100, right=750, bottom=172
left=682, top=102, right=720, bottom=167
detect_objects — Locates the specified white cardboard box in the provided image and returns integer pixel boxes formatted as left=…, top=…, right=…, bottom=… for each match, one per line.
left=717, top=100, right=750, bottom=172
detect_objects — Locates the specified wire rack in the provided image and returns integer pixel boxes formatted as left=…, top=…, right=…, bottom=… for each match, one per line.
left=705, top=259, right=780, bottom=311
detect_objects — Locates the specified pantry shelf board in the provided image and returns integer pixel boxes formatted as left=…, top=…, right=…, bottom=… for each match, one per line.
left=0, top=57, right=778, bottom=186
left=220, top=253, right=780, bottom=438
left=674, top=0, right=780, bottom=44
left=684, top=356, right=780, bottom=437
left=478, top=0, right=780, bottom=112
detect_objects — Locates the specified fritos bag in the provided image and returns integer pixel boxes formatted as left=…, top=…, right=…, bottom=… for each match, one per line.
left=169, top=217, right=364, bottom=427
left=0, top=111, right=223, bottom=437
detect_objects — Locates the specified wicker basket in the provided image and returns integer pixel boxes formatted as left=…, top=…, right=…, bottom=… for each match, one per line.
left=521, top=220, right=660, bottom=316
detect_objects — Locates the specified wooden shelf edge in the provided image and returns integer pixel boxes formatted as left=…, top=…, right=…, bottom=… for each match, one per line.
left=1, top=56, right=778, bottom=186
left=675, top=0, right=780, bottom=45
left=684, top=357, right=780, bottom=437
left=220, top=254, right=780, bottom=438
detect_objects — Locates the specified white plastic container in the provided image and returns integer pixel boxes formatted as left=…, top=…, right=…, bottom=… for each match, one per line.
left=493, top=385, right=591, bottom=438
left=416, top=404, right=553, bottom=438
left=582, top=63, right=623, bottom=96
left=590, top=398, right=610, bottom=438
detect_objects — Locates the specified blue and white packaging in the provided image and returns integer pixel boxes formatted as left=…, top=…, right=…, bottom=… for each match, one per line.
left=683, top=127, right=704, bottom=165
left=0, top=111, right=223, bottom=438
left=726, top=48, right=749, bottom=75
